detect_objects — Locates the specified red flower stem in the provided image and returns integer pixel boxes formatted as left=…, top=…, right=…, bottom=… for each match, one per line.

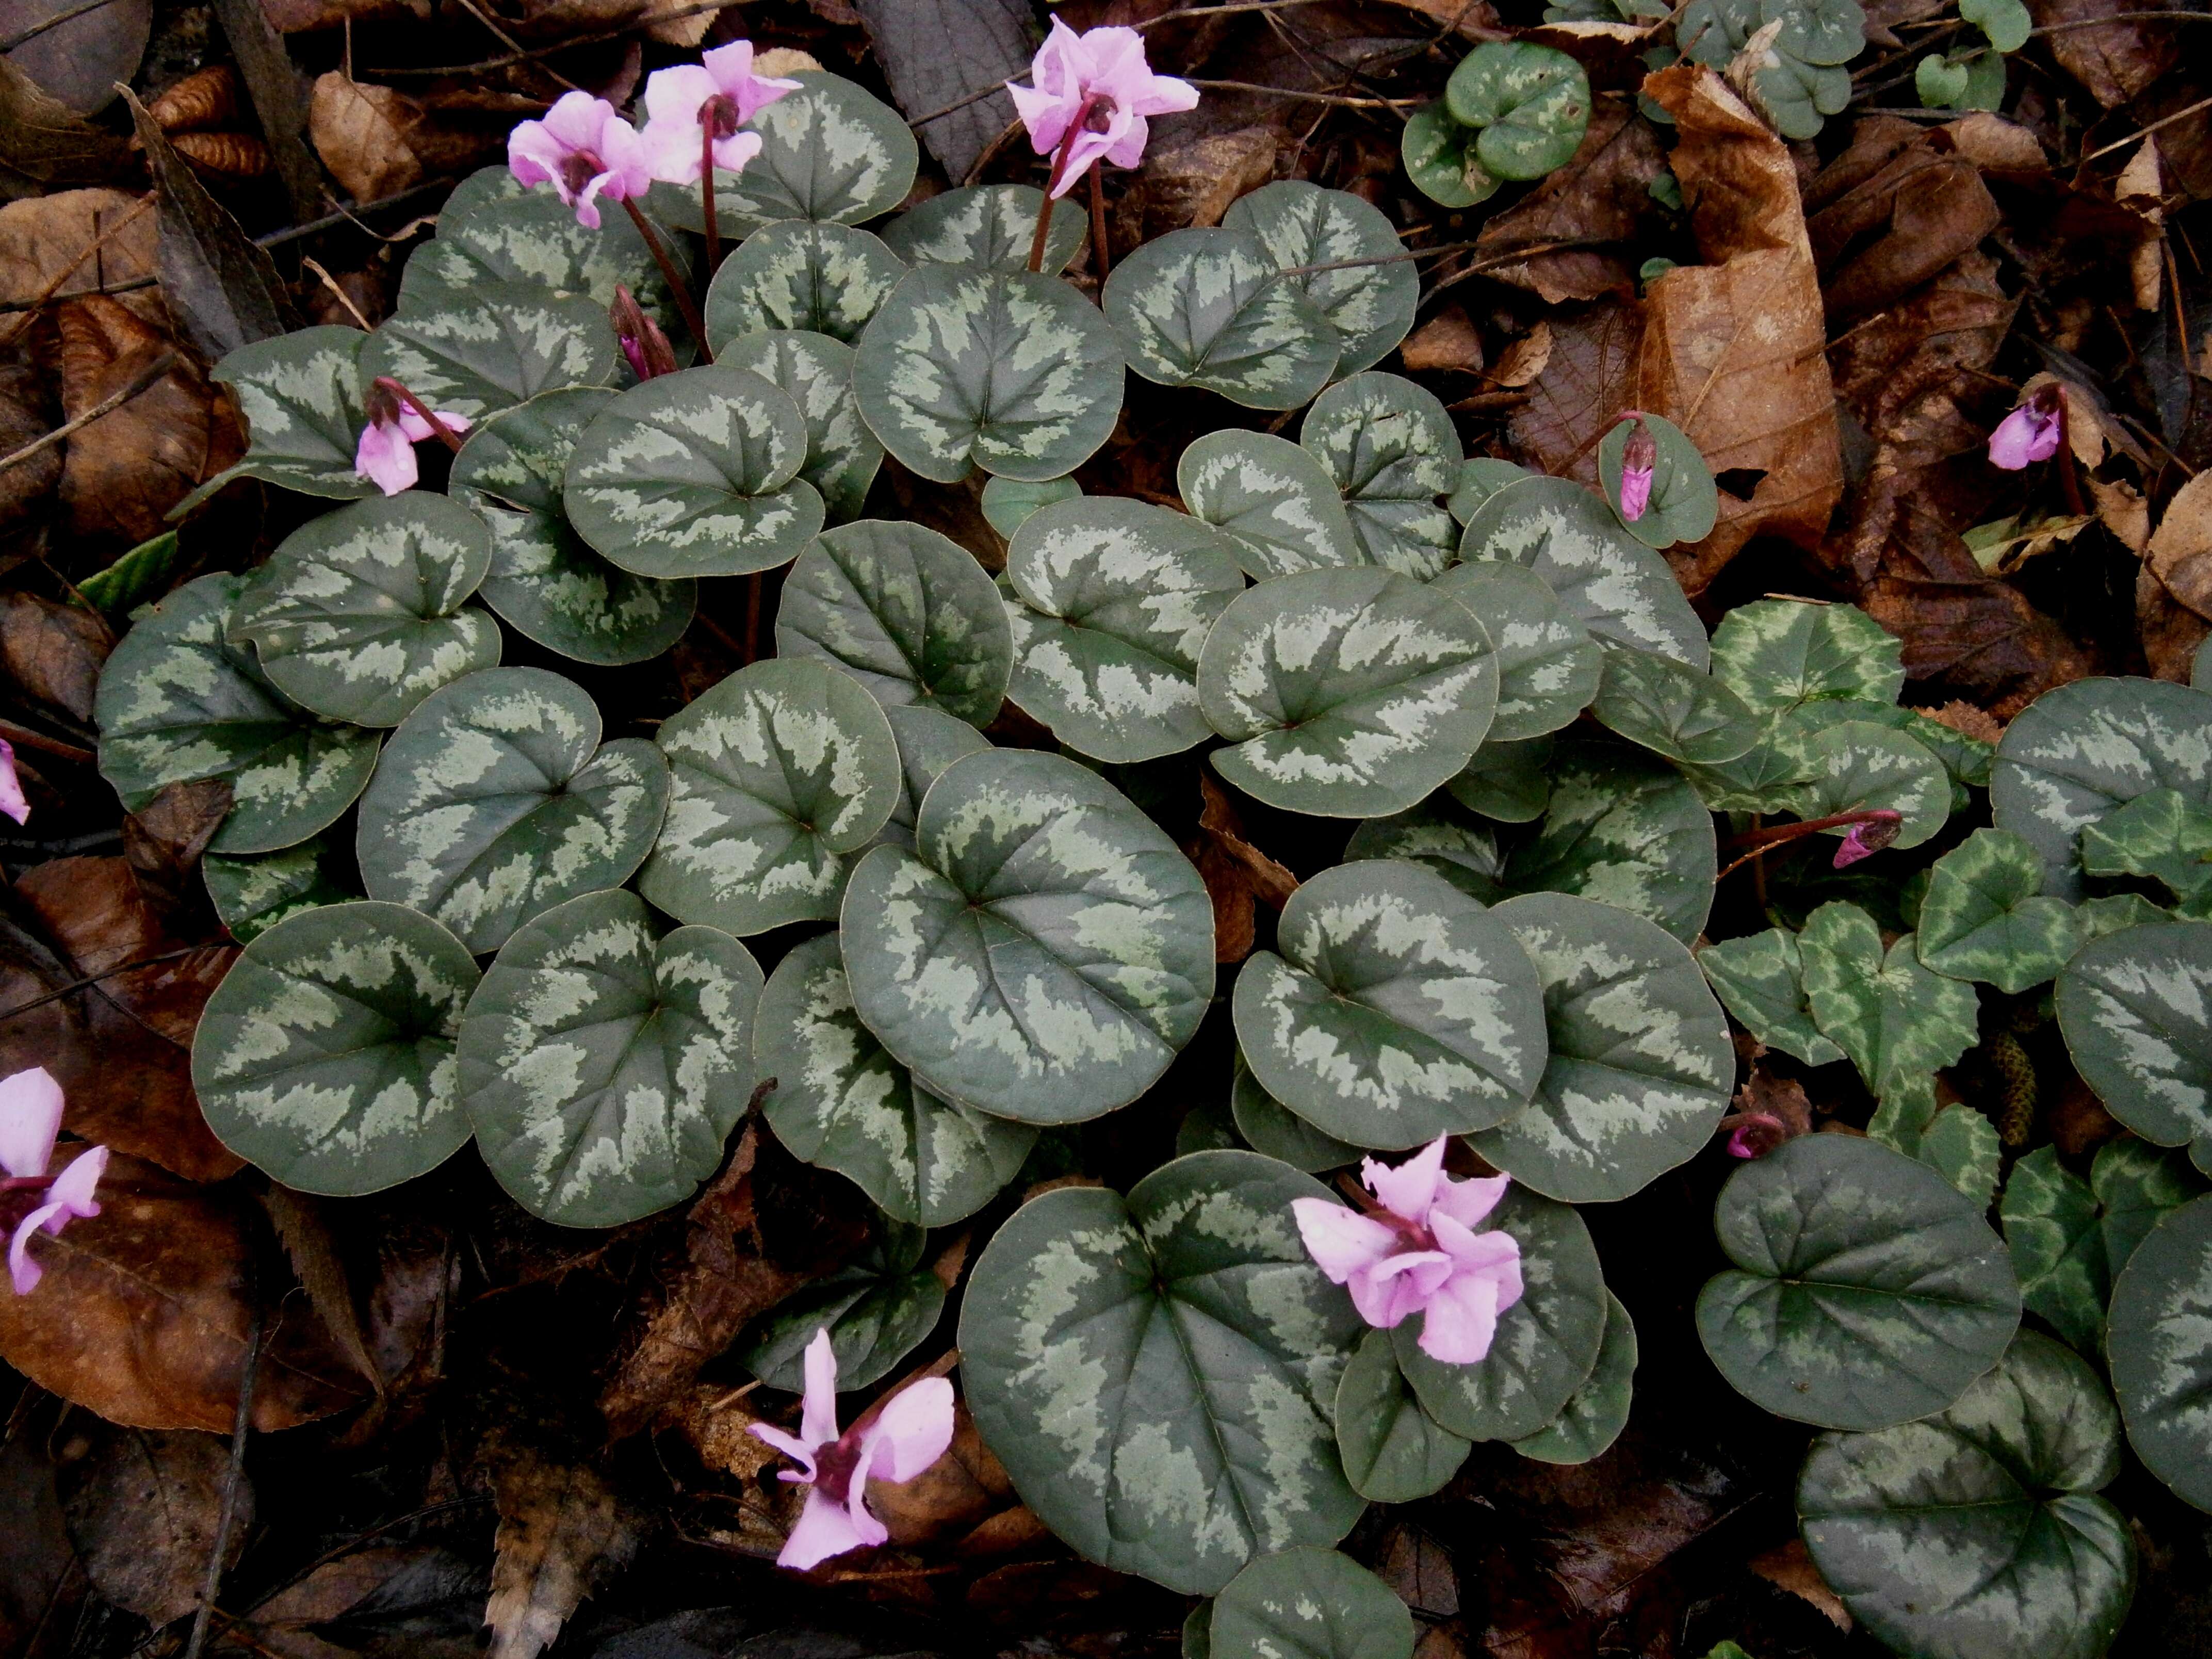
left=1714, top=808, right=1902, bottom=883
left=623, top=196, right=712, bottom=365
left=372, top=377, right=465, bottom=452
left=1088, top=164, right=1111, bottom=280
left=1026, top=93, right=1107, bottom=274
left=0, top=1175, right=48, bottom=1193
left=701, top=124, right=721, bottom=276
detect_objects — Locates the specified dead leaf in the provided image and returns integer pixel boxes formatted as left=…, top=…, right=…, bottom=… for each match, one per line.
left=54, top=1422, right=246, bottom=1625
left=1491, top=321, right=1554, bottom=388
left=0, top=1150, right=366, bottom=1432
left=2027, top=0, right=2177, bottom=107
left=2139, top=565, right=2209, bottom=681
left=1806, top=118, right=2002, bottom=323
left=262, top=1184, right=384, bottom=1395
left=0, top=55, right=131, bottom=198
left=0, top=187, right=157, bottom=308
left=2145, top=469, right=2212, bottom=620
left=0, top=0, right=151, bottom=117
left=1475, top=96, right=1666, bottom=304
left=122, top=778, right=234, bottom=905
left=1376, top=1523, right=1460, bottom=1618
left=1715, top=1067, right=1813, bottom=1157
left=1199, top=774, right=1298, bottom=908
left=145, top=66, right=242, bottom=134
left=0, top=1428, right=80, bottom=1658
left=1371, top=0, right=1503, bottom=35
left=1922, top=700, right=2005, bottom=743
left=1119, top=124, right=1279, bottom=243
left=309, top=73, right=425, bottom=206
left=1509, top=301, right=1640, bottom=483
left=1635, top=67, right=1843, bottom=595
left=483, top=1446, right=639, bottom=1659
left=864, top=1400, right=1015, bottom=1548
left=1401, top=306, right=1483, bottom=376
left=15, top=853, right=234, bottom=1045
left=1747, top=1539, right=1850, bottom=1631
left=0, top=591, right=108, bottom=721
left=1192, top=833, right=1256, bottom=964
left=0, top=352, right=59, bottom=528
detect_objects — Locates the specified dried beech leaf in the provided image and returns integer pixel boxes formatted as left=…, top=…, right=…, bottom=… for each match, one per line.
left=55, top=1423, right=246, bottom=1626
left=484, top=1448, right=639, bottom=1659
left=308, top=72, right=424, bottom=205
left=0, top=591, right=109, bottom=721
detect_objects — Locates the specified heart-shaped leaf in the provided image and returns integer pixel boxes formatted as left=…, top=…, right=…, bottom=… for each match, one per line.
left=1102, top=225, right=1339, bottom=410
left=357, top=282, right=620, bottom=420
left=1443, top=42, right=1592, bottom=179
left=1916, top=828, right=2085, bottom=993
left=1709, top=597, right=1904, bottom=717
left=1597, top=413, right=1716, bottom=549
left=1393, top=1183, right=1608, bottom=1441
left=958, top=1151, right=1366, bottom=1595
left=652, top=71, right=919, bottom=237
left=1428, top=561, right=1600, bottom=742
left=1233, top=859, right=1547, bottom=1149
left=354, top=666, right=670, bottom=953
left=206, top=326, right=374, bottom=501
left=1225, top=181, right=1420, bottom=378
left=872, top=703, right=990, bottom=853
left=203, top=837, right=353, bottom=944
left=980, top=474, right=1081, bottom=539
left=854, top=263, right=1123, bottom=483
left=1784, top=715, right=1950, bottom=850
left=1509, top=1290, right=1636, bottom=1465
left=1922, top=1102, right=2003, bottom=1208
left=2098, top=1136, right=2209, bottom=1277
left=1402, top=101, right=1501, bottom=209
left=1679, top=0, right=1855, bottom=138
left=775, top=519, right=1011, bottom=725
left=1002, top=495, right=1246, bottom=763
left=1799, top=903, right=1981, bottom=1117
left=191, top=900, right=481, bottom=1195
left=1589, top=646, right=1759, bottom=766
left=1178, top=430, right=1364, bottom=579
left=1500, top=740, right=1716, bottom=943
left=451, top=387, right=697, bottom=665
left=2057, top=920, right=2212, bottom=1168
left=1333, top=1329, right=1470, bottom=1503
left=1992, top=677, right=2212, bottom=898
left=1342, top=794, right=1506, bottom=903
left=1231, top=1053, right=1361, bottom=1172
left=714, top=329, right=883, bottom=522
left=563, top=363, right=824, bottom=578
left=1697, top=1133, right=2021, bottom=1430
left=2107, top=1191, right=2212, bottom=1511
left=1768, top=0, right=1873, bottom=62
left=1199, top=567, right=1498, bottom=818
left=227, top=492, right=501, bottom=728
left=703, top=219, right=906, bottom=347
left=741, top=1222, right=944, bottom=1392
left=639, top=658, right=900, bottom=935
left=1449, top=458, right=1535, bottom=525
left=1997, top=1141, right=2203, bottom=1358
left=1799, top=1328, right=2135, bottom=1659
left=1461, top=477, right=1709, bottom=668
left=1696, top=928, right=1845, bottom=1067
left=458, top=889, right=762, bottom=1226
left=881, top=183, right=1084, bottom=274
left=754, top=931, right=1034, bottom=1227
left=1298, top=372, right=1460, bottom=579
left=1446, top=734, right=1553, bottom=823
left=94, top=574, right=381, bottom=855
left=841, top=747, right=1214, bottom=1123
left=1210, top=1547, right=1416, bottom=1659
left=1470, top=892, right=1733, bottom=1202
left=2079, top=787, right=2212, bottom=908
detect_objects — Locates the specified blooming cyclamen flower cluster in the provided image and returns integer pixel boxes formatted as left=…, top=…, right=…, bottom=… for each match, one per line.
left=1, top=1068, right=107, bottom=1295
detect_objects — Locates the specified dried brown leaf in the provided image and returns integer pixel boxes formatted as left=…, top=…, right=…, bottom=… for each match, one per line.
left=54, top=1422, right=246, bottom=1625
left=1401, top=306, right=1484, bottom=376
left=0, top=55, right=131, bottom=199
left=865, top=1400, right=1015, bottom=1548
left=0, top=0, right=151, bottom=118
left=170, top=130, right=273, bottom=180
left=147, top=66, right=243, bottom=135
left=2140, top=565, right=2211, bottom=681
left=0, top=1430, right=79, bottom=1658
left=484, top=1448, right=639, bottom=1659
left=1491, top=321, right=1554, bottom=389
left=2146, top=469, right=2212, bottom=621
left=309, top=73, right=425, bottom=206
left=0, top=591, right=108, bottom=721
left=1748, top=1538, right=1850, bottom=1631
left=261, top=1184, right=383, bottom=1394
left=14, top=852, right=234, bottom=1044
left=1120, top=125, right=1279, bottom=244
left=0, top=187, right=157, bottom=308
left=1509, top=301, right=1640, bottom=482
left=1807, top=121, right=2000, bottom=323
left=2027, top=0, right=2177, bottom=107
left=1475, top=97, right=1665, bottom=304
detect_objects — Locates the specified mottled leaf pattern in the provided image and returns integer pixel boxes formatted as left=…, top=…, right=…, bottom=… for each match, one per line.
left=882, top=183, right=1084, bottom=274
left=1448, top=457, right=1535, bottom=525
left=1916, top=828, right=2084, bottom=993
left=2057, top=920, right=2212, bottom=1166
left=2079, top=787, right=2212, bottom=906
left=1709, top=597, right=1905, bottom=717
left=206, top=326, right=374, bottom=500
left=1102, top=226, right=1339, bottom=410
left=1428, top=561, right=1599, bottom=741
left=1696, top=928, right=1845, bottom=1066
left=357, top=282, right=620, bottom=420
left=1209, top=1548, right=1416, bottom=1659
left=202, top=836, right=352, bottom=944
left=1799, top=903, right=1980, bottom=1119
left=1595, top=412, right=1715, bottom=550
left=741, top=1224, right=944, bottom=1391
left=1509, top=1290, right=1636, bottom=1465
left=703, top=220, right=906, bottom=347
left=980, top=474, right=1081, bottom=539
left=1225, top=181, right=1419, bottom=376
left=1402, top=101, right=1500, bottom=210
left=655, top=72, right=918, bottom=237
left=2000, top=1145, right=2110, bottom=1356
left=871, top=703, right=989, bottom=854
left=1785, top=716, right=1951, bottom=850
left=1178, top=430, right=1365, bottom=579
left=1333, top=1331, right=1470, bottom=1502
left=1342, top=794, right=1506, bottom=903
left=714, top=329, right=883, bottom=521
left=1446, top=734, right=1553, bottom=823
left=1443, top=41, right=1591, bottom=179
left=1501, top=740, right=1715, bottom=942
left=1921, top=1103, right=2002, bottom=1209
left=1588, top=646, right=1758, bottom=766
left=2107, top=1192, right=2212, bottom=1510
left=1298, top=372, right=1460, bottom=579
left=1231, top=1053, right=1361, bottom=1173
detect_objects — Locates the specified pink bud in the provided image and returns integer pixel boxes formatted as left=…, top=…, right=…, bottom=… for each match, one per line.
left=1617, top=417, right=1657, bottom=522
left=0, top=738, right=27, bottom=826
left=1831, top=811, right=1902, bottom=869
left=1988, top=384, right=2063, bottom=470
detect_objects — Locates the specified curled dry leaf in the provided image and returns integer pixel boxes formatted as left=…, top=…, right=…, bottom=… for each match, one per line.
left=145, top=66, right=243, bottom=134
left=2026, top=0, right=2177, bottom=107
left=0, top=590, right=109, bottom=722
left=0, top=187, right=158, bottom=312
left=484, top=1445, right=640, bottom=1659
left=1120, top=125, right=1280, bottom=243
left=1401, top=306, right=1484, bottom=376
left=308, top=72, right=425, bottom=206
left=2143, top=470, right=2212, bottom=622
left=862, top=1398, right=1019, bottom=1548
left=1804, top=117, right=2002, bottom=324
left=1474, top=97, right=1667, bottom=305
left=54, top=1422, right=248, bottom=1625
left=2137, top=565, right=2209, bottom=682
left=0, top=55, right=132, bottom=196
left=1509, top=301, right=1638, bottom=478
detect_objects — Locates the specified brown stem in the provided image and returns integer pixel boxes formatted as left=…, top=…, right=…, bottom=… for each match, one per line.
left=1087, top=164, right=1111, bottom=280
left=1026, top=94, right=1105, bottom=274
left=371, top=377, right=465, bottom=452
left=701, top=124, right=721, bottom=276
left=1714, top=808, right=1902, bottom=883
left=623, top=196, right=711, bottom=365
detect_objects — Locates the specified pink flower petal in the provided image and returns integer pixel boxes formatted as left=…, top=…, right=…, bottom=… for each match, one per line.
left=1430, top=1215, right=1524, bottom=1314
left=507, top=121, right=566, bottom=189
left=1417, top=1271, right=1502, bottom=1365
left=777, top=1484, right=871, bottom=1570
left=1361, top=1136, right=1449, bottom=1225
left=0, top=1067, right=63, bottom=1179
left=0, top=739, right=27, bottom=827
left=747, top=1421, right=818, bottom=1476
left=1007, top=80, right=1074, bottom=158
left=542, top=89, right=616, bottom=150
left=1291, top=1197, right=1397, bottom=1282
left=709, top=131, right=763, bottom=176
left=8, top=1205, right=57, bottom=1295
left=41, top=1145, right=105, bottom=1221
left=799, top=1327, right=840, bottom=1450
left=861, top=1376, right=954, bottom=1484
left=1618, top=463, right=1653, bottom=522
left=355, top=418, right=417, bottom=495
left=1428, top=1169, right=1509, bottom=1231
left=1348, top=1250, right=1454, bottom=1328
left=644, top=63, right=717, bottom=127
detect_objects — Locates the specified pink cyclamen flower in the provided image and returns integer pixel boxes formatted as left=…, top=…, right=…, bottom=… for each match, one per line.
left=1831, top=810, right=1902, bottom=870
left=0, top=1067, right=108, bottom=1295
left=1617, top=416, right=1657, bottom=522
left=747, top=1328, right=955, bottom=1571
left=353, top=385, right=470, bottom=496
left=508, top=91, right=655, bottom=229
left=0, top=737, right=28, bottom=825
left=1291, top=1136, right=1525, bottom=1366
left=1988, top=384, right=2064, bottom=470
left=1007, top=18, right=1199, bottom=198
left=610, top=285, right=677, bottom=381
left=639, top=41, right=798, bottom=184
left=1723, top=1112, right=1786, bottom=1158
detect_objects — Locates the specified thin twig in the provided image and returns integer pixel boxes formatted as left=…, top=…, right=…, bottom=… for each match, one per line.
left=2032, top=9, right=2212, bottom=30
left=183, top=1297, right=260, bottom=1659
left=301, top=257, right=373, bottom=330
left=907, top=80, right=1012, bottom=129
left=0, top=0, right=120, bottom=53
left=0, top=715, right=93, bottom=763
left=0, top=194, right=154, bottom=349
left=448, top=0, right=582, bottom=92
left=0, top=352, right=176, bottom=480
left=2082, top=92, right=2212, bottom=163
left=367, top=0, right=727, bottom=76
left=1187, top=78, right=1421, bottom=107
left=0, top=948, right=210, bottom=1024
left=1136, top=0, right=1332, bottom=23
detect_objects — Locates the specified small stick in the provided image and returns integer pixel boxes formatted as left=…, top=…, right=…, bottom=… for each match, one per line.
left=0, top=716, right=94, bottom=763
left=0, top=948, right=208, bottom=1025
left=0, top=351, right=175, bottom=479
left=622, top=198, right=711, bottom=364
left=183, top=1298, right=261, bottom=1659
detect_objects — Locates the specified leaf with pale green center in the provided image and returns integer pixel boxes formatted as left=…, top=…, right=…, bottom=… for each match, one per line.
left=2099, top=1136, right=2208, bottom=1277
left=1448, top=458, right=1534, bottom=525
left=703, top=220, right=906, bottom=347
left=1709, top=598, right=1904, bottom=717
left=774, top=519, right=1011, bottom=726
left=741, top=1222, right=945, bottom=1392
left=1199, top=567, right=1498, bottom=818
left=1921, top=1103, right=2002, bottom=1209
left=1002, top=495, right=1246, bottom=763
left=1471, top=891, right=1732, bottom=1201
left=1673, top=728, right=1817, bottom=815
left=2056, top=920, right=2212, bottom=1168
left=191, top=900, right=480, bottom=1195
left=203, top=836, right=352, bottom=944
left=881, top=183, right=1084, bottom=274
left=562, top=363, right=824, bottom=579
left=1998, top=1146, right=2109, bottom=1356
left=1697, top=1133, right=2021, bottom=1430
left=1428, top=561, right=1599, bottom=741
left=1402, top=101, right=1502, bottom=209
left=1778, top=699, right=1991, bottom=811
left=1696, top=928, right=1844, bottom=1066
left=1446, top=734, right=1553, bottom=823
left=840, top=748, right=1213, bottom=1123
left=1589, top=646, right=1758, bottom=765
left=357, top=283, right=619, bottom=421
left=1101, top=226, right=1339, bottom=411
left=980, top=474, right=1080, bottom=539
left=1798, top=1329, right=2135, bottom=1659
left=1211, top=1548, right=1416, bottom=1659
left=451, top=388, right=697, bottom=665
left=1333, top=1327, right=1470, bottom=1501
left=94, top=573, right=381, bottom=855
left=1991, top=677, right=2212, bottom=899
left=639, top=657, right=900, bottom=935
left=228, top=493, right=501, bottom=728
left=1782, top=714, right=1950, bottom=850
left=714, top=329, right=883, bottom=522
left=1178, top=430, right=1364, bottom=580
left=2083, top=893, right=2173, bottom=938
left=1916, top=828, right=2084, bottom=993
left=1231, top=860, right=1546, bottom=1150
left=649, top=72, right=919, bottom=237
left=1342, top=793, right=1506, bottom=903
left=870, top=704, right=989, bottom=854
left=1798, top=904, right=1980, bottom=1118
left=1225, top=181, right=1420, bottom=377
left=853, top=264, right=1124, bottom=483
left=203, top=326, right=374, bottom=502
left=1297, top=372, right=1460, bottom=579
left=354, top=667, right=670, bottom=953
left=1460, top=477, right=1709, bottom=667
left=2079, top=787, right=2212, bottom=907
left=755, top=931, right=1033, bottom=1227
left=1510, top=1290, right=1636, bottom=1465
left=1230, top=1053, right=1360, bottom=1173
left=1393, top=1183, right=1607, bottom=1440
left=1500, top=739, right=1715, bottom=942
left=2109, top=1192, right=2212, bottom=1510
left=959, top=1151, right=1366, bottom=1593
left=1596, top=413, right=1715, bottom=548
left=1444, top=41, right=1592, bottom=179
left=457, top=888, right=760, bottom=1225
left=1678, top=0, right=1853, bottom=138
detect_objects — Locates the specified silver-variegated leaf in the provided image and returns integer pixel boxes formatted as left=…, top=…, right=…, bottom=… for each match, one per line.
left=1210, top=1547, right=1418, bottom=1659
left=840, top=747, right=1214, bottom=1123
left=714, top=329, right=882, bottom=521
left=1342, top=793, right=1505, bottom=903
left=1588, top=645, right=1758, bottom=766
left=1177, top=430, right=1364, bottom=580
left=1224, top=180, right=1419, bottom=377
left=1101, top=225, right=1339, bottom=410
left=202, top=836, right=352, bottom=944
left=980, top=474, right=1081, bottom=539
left=872, top=703, right=990, bottom=853
left=741, top=1223, right=945, bottom=1392
left=1333, top=1328, right=1470, bottom=1503
left=1783, top=713, right=1950, bottom=850
left=1298, top=372, right=1459, bottom=579
left=1501, top=739, right=1716, bottom=943
left=1199, top=567, right=1498, bottom=818
left=639, top=657, right=900, bottom=935
left=652, top=72, right=919, bottom=237
left=2107, top=1191, right=2212, bottom=1512
left=1232, top=859, right=1547, bottom=1149
left=190, top=900, right=480, bottom=1195
left=2057, top=920, right=2212, bottom=1170
left=457, top=889, right=762, bottom=1226
left=1002, top=495, right=1247, bottom=763
left=356, top=282, right=620, bottom=420
left=1708, top=596, right=1904, bottom=717
left=1509, top=1290, right=1636, bottom=1465
left=1427, top=560, right=1599, bottom=741
left=703, top=219, right=906, bottom=347
left=1231, top=1052, right=1361, bottom=1173
left=354, top=666, right=670, bottom=953
left=1916, top=827, right=2084, bottom=993
left=1695, top=927, right=1844, bottom=1066
left=1799, top=902, right=1981, bottom=1121
left=1446, top=734, right=1553, bottom=823
left=205, top=326, right=375, bottom=501
left=881, top=183, right=1085, bottom=274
